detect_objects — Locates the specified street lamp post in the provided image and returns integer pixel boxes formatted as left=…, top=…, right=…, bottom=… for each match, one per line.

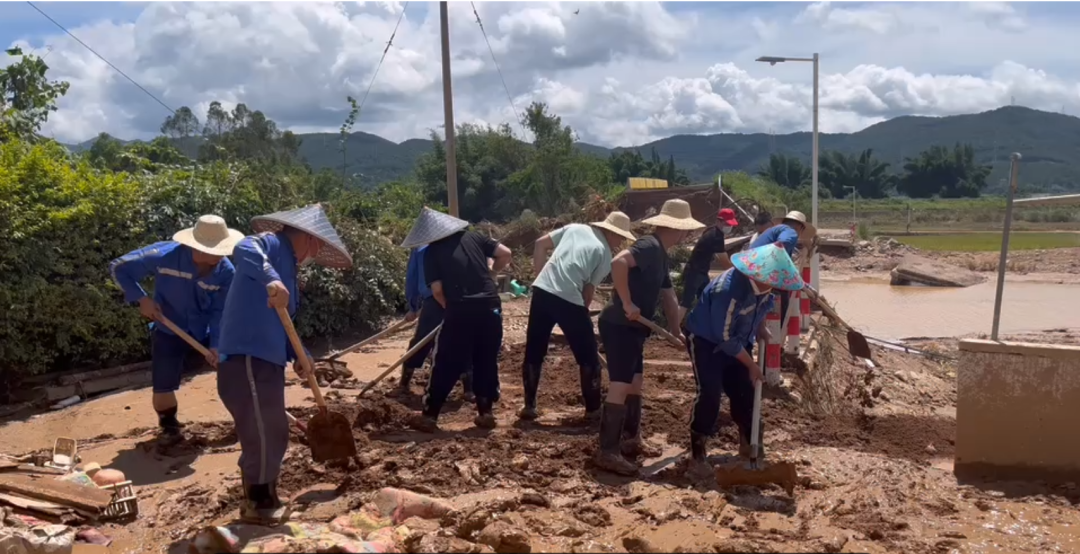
left=845, top=186, right=857, bottom=239
left=757, top=53, right=820, bottom=290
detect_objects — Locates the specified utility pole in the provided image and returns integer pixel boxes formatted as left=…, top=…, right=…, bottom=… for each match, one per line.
left=439, top=1, right=459, bottom=218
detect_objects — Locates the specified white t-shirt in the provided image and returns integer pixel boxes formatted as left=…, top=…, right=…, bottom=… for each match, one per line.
left=531, top=224, right=612, bottom=307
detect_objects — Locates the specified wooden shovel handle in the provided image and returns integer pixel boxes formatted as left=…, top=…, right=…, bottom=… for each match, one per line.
left=275, top=306, right=326, bottom=410
left=156, top=315, right=213, bottom=359
left=636, top=318, right=685, bottom=348
left=357, top=323, right=442, bottom=397
left=327, top=318, right=415, bottom=361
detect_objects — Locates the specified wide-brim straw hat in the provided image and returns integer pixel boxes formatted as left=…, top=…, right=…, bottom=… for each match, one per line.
left=400, top=207, right=470, bottom=249
left=172, top=215, right=244, bottom=257
left=773, top=210, right=817, bottom=239
left=731, top=242, right=804, bottom=291
left=642, top=199, right=706, bottom=231
left=590, top=211, right=636, bottom=242
left=251, top=204, right=354, bottom=269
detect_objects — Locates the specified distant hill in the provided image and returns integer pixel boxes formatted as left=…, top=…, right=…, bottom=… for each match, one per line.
left=63, top=106, right=1080, bottom=193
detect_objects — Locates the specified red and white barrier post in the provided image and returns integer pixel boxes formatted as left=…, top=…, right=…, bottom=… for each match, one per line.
left=800, top=265, right=812, bottom=331
left=784, top=290, right=801, bottom=354
left=765, top=299, right=783, bottom=385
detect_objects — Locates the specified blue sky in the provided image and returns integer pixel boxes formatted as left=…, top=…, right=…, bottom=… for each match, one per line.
left=4, top=2, right=1079, bottom=146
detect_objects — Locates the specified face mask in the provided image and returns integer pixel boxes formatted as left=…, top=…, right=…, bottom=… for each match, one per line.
left=720, top=225, right=733, bottom=236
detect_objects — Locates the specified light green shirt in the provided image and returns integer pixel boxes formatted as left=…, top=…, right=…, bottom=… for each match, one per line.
left=532, top=224, right=612, bottom=307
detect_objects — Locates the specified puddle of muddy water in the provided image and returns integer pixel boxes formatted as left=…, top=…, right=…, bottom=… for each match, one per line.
left=817, top=280, right=1080, bottom=339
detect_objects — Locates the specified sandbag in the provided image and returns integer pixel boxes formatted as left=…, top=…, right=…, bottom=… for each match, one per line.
left=371, top=488, right=453, bottom=524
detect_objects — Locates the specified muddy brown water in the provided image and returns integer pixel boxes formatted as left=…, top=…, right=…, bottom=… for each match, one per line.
left=819, top=279, right=1080, bottom=339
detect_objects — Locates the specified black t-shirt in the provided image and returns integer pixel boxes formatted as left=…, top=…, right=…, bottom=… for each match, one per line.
left=685, top=226, right=725, bottom=274
left=601, top=235, right=672, bottom=326
left=424, top=230, right=500, bottom=305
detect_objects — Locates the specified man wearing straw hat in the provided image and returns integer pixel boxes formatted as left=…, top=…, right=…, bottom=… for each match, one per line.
left=110, top=215, right=243, bottom=442
left=400, top=244, right=474, bottom=400
left=682, top=242, right=803, bottom=477
left=519, top=211, right=637, bottom=422
left=216, top=204, right=353, bottom=524
left=401, top=207, right=512, bottom=432
left=678, top=207, right=738, bottom=322
left=595, top=199, right=704, bottom=475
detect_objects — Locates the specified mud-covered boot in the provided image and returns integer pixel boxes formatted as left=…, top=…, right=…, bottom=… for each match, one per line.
left=594, top=403, right=638, bottom=476
left=518, top=363, right=541, bottom=420
left=240, top=483, right=286, bottom=524
left=579, top=363, right=603, bottom=425
left=687, top=432, right=713, bottom=479
left=409, top=410, right=440, bottom=433
left=398, top=367, right=416, bottom=393
left=156, top=407, right=184, bottom=444
left=621, top=395, right=661, bottom=458
left=738, top=422, right=765, bottom=460
left=474, top=398, right=497, bottom=429
left=459, top=371, right=475, bottom=403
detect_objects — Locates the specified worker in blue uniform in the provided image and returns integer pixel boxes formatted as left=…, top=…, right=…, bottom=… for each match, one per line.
left=110, top=215, right=243, bottom=442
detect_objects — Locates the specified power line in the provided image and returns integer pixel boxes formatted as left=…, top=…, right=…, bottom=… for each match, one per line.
left=470, top=2, right=529, bottom=141
left=26, top=1, right=176, bottom=116
left=354, top=2, right=409, bottom=117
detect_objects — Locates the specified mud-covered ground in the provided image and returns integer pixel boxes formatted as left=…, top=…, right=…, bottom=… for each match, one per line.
left=4, top=311, right=1079, bottom=553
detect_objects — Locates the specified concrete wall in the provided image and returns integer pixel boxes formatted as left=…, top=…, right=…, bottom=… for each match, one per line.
left=956, top=339, right=1080, bottom=482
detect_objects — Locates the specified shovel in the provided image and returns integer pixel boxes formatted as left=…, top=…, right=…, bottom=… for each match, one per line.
left=801, top=285, right=873, bottom=361
left=155, top=315, right=307, bottom=434
left=357, top=324, right=442, bottom=397
left=321, top=319, right=416, bottom=363
left=714, top=343, right=799, bottom=495
left=635, top=318, right=686, bottom=349
left=275, top=307, right=357, bottom=463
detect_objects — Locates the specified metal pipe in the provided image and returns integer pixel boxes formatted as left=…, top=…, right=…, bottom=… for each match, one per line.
left=991, top=153, right=1022, bottom=341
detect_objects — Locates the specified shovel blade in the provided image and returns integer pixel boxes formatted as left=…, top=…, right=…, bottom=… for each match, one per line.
left=847, top=329, right=873, bottom=360
left=715, top=460, right=799, bottom=495
left=306, top=410, right=358, bottom=463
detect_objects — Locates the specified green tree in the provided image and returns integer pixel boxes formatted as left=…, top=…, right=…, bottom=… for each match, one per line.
left=160, top=106, right=200, bottom=139
left=0, top=47, right=70, bottom=140
left=757, top=153, right=810, bottom=189
left=897, top=143, right=991, bottom=198
left=818, top=148, right=896, bottom=199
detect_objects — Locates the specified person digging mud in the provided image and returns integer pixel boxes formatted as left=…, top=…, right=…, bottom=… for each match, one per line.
left=744, top=211, right=774, bottom=251
left=402, top=208, right=512, bottom=433
left=518, top=212, right=637, bottom=422
left=748, top=210, right=814, bottom=385
left=401, top=244, right=474, bottom=401
left=216, top=204, right=353, bottom=525
left=595, top=199, right=704, bottom=476
left=678, top=208, right=738, bottom=322
left=110, top=215, right=243, bottom=444
left=682, top=242, right=804, bottom=478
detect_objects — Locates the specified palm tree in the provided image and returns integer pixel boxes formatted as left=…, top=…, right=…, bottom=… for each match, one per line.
left=818, top=149, right=896, bottom=199
left=757, top=153, right=811, bottom=189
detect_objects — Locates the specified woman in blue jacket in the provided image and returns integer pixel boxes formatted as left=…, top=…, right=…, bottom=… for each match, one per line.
left=110, top=215, right=243, bottom=442
left=683, top=242, right=804, bottom=476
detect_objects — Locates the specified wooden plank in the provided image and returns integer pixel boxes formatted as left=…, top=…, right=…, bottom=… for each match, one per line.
left=0, top=474, right=112, bottom=512
left=58, top=361, right=151, bottom=386
left=0, top=491, right=68, bottom=512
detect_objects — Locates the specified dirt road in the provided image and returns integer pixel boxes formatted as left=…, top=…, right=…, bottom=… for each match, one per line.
left=1, top=300, right=1078, bottom=553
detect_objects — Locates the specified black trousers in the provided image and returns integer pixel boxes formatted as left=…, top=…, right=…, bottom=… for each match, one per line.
left=598, top=319, right=648, bottom=385
left=679, top=268, right=711, bottom=309
left=423, top=300, right=502, bottom=416
left=522, top=287, right=602, bottom=412
left=684, top=332, right=753, bottom=438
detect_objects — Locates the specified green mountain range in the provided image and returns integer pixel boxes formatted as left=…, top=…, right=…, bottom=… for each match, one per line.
left=64, top=106, right=1080, bottom=194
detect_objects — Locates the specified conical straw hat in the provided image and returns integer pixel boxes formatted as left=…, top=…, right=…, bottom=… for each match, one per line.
left=731, top=242, right=804, bottom=291
left=251, top=204, right=353, bottom=269
left=590, top=211, right=635, bottom=241
left=400, top=207, right=470, bottom=249
left=642, top=199, right=705, bottom=231
left=172, top=215, right=244, bottom=256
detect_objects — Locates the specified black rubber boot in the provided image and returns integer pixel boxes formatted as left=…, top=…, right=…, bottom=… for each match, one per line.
left=519, top=363, right=541, bottom=420
left=240, top=483, right=285, bottom=524
left=460, top=371, right=475, bottom=403
left=474, top=398, right=496, bottom=429
left=595, top=403, right=637, bottom=476
left=579, top=363, right=602, bottom=416
left=156, top=407, right=182, bottom=440
left=690, top=432, right=708, bottom=462
left=622, top=395, right=660, bottom=458
left=399, top=367, right=416, bottom=391
left=738, top=421, right=766, bottom=460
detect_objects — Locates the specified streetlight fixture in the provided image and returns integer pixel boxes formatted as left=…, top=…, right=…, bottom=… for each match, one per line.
left=756, top=53, right=820, bottom=290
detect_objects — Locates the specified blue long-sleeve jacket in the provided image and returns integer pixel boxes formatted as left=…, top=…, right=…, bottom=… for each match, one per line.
left=686, top=269, right=775, bottom=356
left=110, top=241, right=234, bottom=348
left=750, top=224, right=799, bottom=257
left=405, top=246, right=432, bottom=312
left=217, top=232, right=308, bottom=367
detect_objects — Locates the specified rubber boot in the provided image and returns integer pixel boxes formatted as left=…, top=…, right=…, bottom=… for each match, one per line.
left=156, top=407, right=183, bottom=443
left=687, top=432, right=714, bottom=479
left=518, top=363, right=541, bottom=420
left=410, top=405, right=440, bottom=433
left=738, top=421, right=766, bottom=460
left=579, top=363, right=602, bottom=424
left=240, top=482, right=286, bottom=524
left=621, top=395, right=660, bottom=458
left=474, top=397, right=497, bottom=429
left=461, top=370, right=475, bottom=403
left=594, top=403, right=638, bottom=476
left=398, top=366, right=416, bottom=393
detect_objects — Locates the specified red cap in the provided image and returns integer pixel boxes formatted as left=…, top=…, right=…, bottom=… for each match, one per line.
left=717, top=208, right=738, bottom=227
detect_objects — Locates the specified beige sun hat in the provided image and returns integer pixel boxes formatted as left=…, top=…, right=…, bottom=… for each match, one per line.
left=590, top=211, right=636, bottom=241
left=172, top=215, right=244, bottom=257
left=773, top=210, right=817, bottom=239
left=642, top=199, right=706, bottom=231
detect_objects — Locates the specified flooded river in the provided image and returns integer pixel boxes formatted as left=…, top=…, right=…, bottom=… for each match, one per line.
left=818, top=279, right=1080, bottom=339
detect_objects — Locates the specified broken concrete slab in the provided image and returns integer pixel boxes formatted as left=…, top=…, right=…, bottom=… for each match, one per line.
left=889, top=255, right=987, bottom=287
left=0, top=474, right=112, bottom=513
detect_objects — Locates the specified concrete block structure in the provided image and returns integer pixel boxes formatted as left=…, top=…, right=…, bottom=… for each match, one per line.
left=956, top=339, right=1080, bottom=482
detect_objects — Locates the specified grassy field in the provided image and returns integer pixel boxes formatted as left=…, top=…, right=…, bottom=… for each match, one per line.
left=895, top=232, right=1080, bottom=252
left=818, top=197, right=1080, bottom=232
